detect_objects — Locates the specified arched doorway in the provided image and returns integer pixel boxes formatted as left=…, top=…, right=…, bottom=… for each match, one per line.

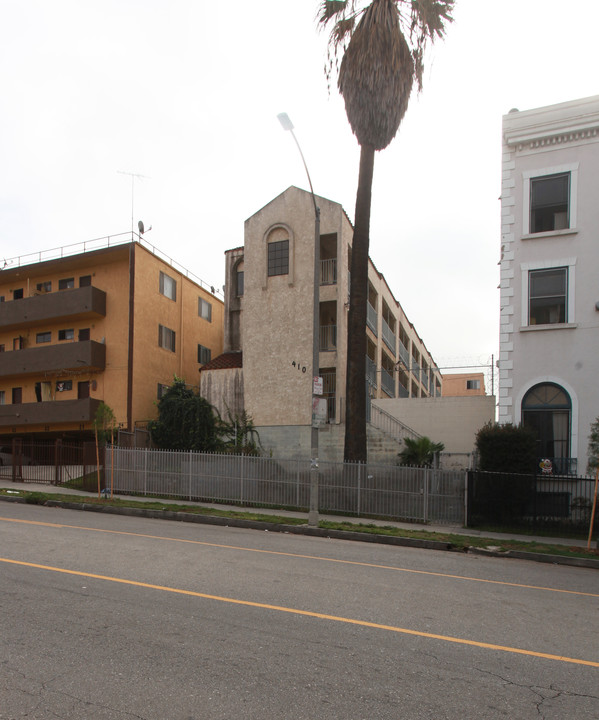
left=522, top=383, right=573, bottom=474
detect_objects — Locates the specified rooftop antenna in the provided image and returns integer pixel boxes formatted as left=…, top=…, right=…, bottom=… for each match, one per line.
left=117, top=171, right=151, bottom=233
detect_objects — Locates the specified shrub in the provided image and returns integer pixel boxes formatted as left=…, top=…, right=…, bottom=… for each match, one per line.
left=475, top=422, right=537, bottom=474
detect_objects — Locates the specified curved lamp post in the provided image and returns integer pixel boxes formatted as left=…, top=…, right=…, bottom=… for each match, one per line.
left=277, top=113, right=320, bottom=527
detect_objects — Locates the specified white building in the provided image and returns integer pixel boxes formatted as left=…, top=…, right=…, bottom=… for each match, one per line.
left=499, top=96, right=599, bottom=475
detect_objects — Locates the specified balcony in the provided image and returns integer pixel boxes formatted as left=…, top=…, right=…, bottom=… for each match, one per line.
left=382, top=319, right=396, bottom=354
left=381, top=367, right=395, bottom=397
left=319, top=325, right=337, bottom=351
left=398, top=339, right=409, bottom=367
left=0, top=397, right=102, bottom=427
left=0, top=340, right=106, bottom=379
left=366, top=303, right=377, bottom=336
left=320, top=258, right=337, bottom=286
left=366, top=356, right=377, bottom=388
left=0, top=286, right=106, bottom=332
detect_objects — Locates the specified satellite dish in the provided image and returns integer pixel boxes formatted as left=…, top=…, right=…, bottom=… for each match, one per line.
left=211, top=286, right=215, bottom=294
left=138, top=220, right=144, bottom=235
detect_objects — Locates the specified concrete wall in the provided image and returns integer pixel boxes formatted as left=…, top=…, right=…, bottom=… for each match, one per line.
left=372, top=395, right=496, bottom=455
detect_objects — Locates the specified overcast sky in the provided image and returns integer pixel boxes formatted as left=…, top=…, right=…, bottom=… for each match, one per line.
left=2, top=0, right=598, bottom=392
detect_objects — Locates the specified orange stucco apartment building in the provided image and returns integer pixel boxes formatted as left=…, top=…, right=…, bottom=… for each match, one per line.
left=0, top=236, right=223, bottom=443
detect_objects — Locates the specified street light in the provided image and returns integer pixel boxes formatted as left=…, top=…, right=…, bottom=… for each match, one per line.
left=277, top=112, right=320, bottom=527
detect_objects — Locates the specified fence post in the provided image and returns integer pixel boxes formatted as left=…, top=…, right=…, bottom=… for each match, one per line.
left=296, top=459, right=300, bottom=508
left=239, top=455, right=245, bottom=505
left=143, top=447, right=148, bottom=496
left=464, top=471, right=469, bottom=527
left=357, top=462, right=361, bottom=517
left=188, top=449, right=192, bottom=501
left=54, top=439, right=63, bottom=486
left=423, top=468, right=429, bottom=524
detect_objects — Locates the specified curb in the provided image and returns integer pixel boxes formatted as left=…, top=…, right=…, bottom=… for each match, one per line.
left=3, top=494, right=598, bottom=569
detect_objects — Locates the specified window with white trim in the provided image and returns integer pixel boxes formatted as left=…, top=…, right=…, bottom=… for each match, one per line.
left=523, top=163, right=578, bottom=235
left=521, top=258, right=575, bottom=327
left=529, top=267, right=567, bottom=325
left=530, top=173, right=569, bottom=233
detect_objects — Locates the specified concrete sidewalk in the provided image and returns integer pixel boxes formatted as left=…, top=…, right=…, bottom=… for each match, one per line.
left=0, top=477, right=593, bottom=550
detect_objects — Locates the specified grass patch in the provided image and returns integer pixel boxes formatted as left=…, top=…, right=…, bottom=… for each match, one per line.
left=1, top=488, right=597, bottom=560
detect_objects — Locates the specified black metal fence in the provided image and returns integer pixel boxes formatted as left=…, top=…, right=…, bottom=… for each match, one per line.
left=0, top=438, right=100, bottom=489
left=467, top=470, right=598, bottom=538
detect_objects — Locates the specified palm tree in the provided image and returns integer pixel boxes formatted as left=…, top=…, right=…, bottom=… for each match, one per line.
left=398, top=436, right=445, bottom=468
left=317, top=0, right=454, bottom=462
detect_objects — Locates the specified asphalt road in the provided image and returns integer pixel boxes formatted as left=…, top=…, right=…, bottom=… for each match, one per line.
left=0, top=503, right=597, bottom=720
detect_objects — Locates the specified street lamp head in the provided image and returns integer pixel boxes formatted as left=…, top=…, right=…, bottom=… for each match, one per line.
left=277, top=112, right=294, bottom=132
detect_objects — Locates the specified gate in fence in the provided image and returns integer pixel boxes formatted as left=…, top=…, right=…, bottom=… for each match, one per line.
left=0, top=439, right=99, bottom=486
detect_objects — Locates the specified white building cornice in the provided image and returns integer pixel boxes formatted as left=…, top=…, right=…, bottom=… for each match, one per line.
left=503, top=95, right=599, bottom=151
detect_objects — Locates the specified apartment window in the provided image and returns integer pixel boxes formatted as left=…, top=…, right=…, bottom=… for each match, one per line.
left=36, top=332, right=51, bottom=344
left=198, top=298, right=212, bottom=321
left=197, top=344, right=211, bottom=364
left=79, top=275, right=92, bottom=287
left=58, top=329, right=75, bottom=341
left=59, top=278, right=74, bottom=290
left=158, top=324, right=176, bottom=352
left=13, top=288, right=23, bottom=300
left=56, top=380, right=72, bottom=392
left=0, top=345, right=4, bottom=352
left=236, top=270, right=244, bottom=296
left=13, top=336, right=24, bottom=350
left=36, top=281, right=52, bottom=293
left=157, top=383, right=170, bottom=400
left=78, top=328, right=90, bottom=341
left=529, top=268, right=567, bottom=325
left=12, top=387, right=22, bottom=404
left=159, top=271, right=177, bottom=301
left=0, top=390, right=4, bottom=405
left=530, top=173, right=569, bottom=233
left=268, top=239, right=289, bottom=277
left=467, top=379, right=481, bottom=390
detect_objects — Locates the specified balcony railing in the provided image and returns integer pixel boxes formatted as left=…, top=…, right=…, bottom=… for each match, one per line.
left=381, top=319, right=396, bottom=354
left=366, top=356, right=377, bottom=387
left=398, top=339, right=409, bottom=367
left=366, top=303, right=377, bottom=336
left=319, top=325, right=337, bottom=351
left=381, top=367, right=394, bottom=397
left=320, top=258, right=337, bottom=286
left=397, top=375, right=409, bottom=398
left=411, top=361, right=421, bottom=383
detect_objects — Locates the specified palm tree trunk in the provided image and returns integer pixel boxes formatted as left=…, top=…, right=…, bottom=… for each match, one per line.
left=344, top=143, right=375, bottom=463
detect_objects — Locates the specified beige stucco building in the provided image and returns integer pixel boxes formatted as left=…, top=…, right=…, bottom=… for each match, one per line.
left=0, top=237, right=223, bottom=442
left=442, top=372, right=486, bottom=397
left=201, top=187, right=442, bottom=459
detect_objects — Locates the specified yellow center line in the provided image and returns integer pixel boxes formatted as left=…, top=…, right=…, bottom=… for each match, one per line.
left=1, top=557, right=597, bottom=668
left=1, top=515, right=597, bottom=598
